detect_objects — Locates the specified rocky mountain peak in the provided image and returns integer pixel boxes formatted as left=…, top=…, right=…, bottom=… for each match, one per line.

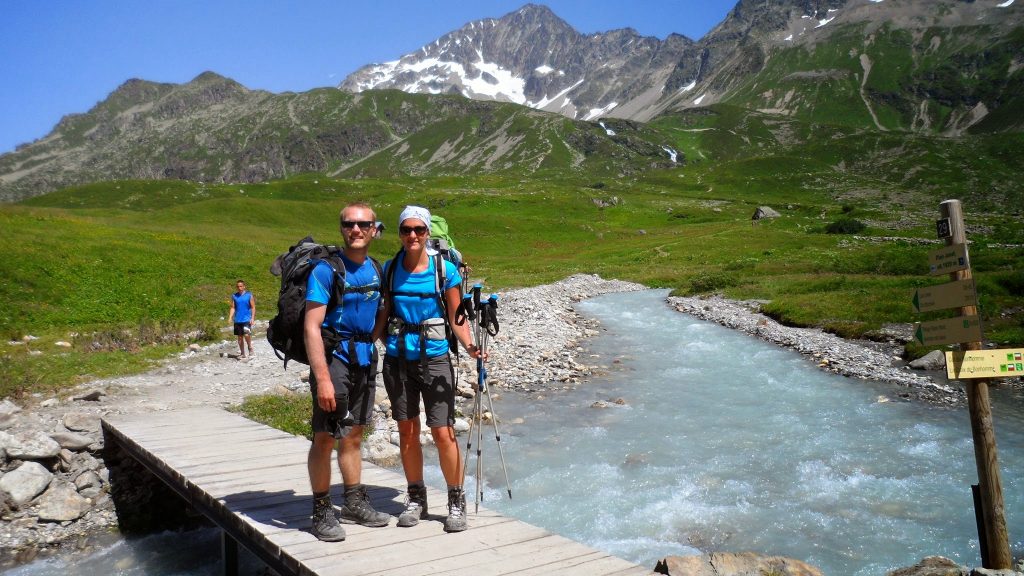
left=338, top=3, right=693, bottom=122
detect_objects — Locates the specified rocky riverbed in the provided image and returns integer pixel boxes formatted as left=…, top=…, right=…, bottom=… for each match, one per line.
left=0, top=274, right=1007, bottom=570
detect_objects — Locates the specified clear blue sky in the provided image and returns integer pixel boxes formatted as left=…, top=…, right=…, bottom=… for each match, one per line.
left=0, top=1, right=736, bottom=154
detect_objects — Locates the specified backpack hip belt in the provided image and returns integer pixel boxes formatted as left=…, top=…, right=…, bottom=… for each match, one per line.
left=335, top=332, right=375, bottom=370
left=389, top=317, right=448, bottom=383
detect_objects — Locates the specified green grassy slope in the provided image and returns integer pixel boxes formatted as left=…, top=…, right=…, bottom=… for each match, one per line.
left=3, top=167, right=1021, bottom=400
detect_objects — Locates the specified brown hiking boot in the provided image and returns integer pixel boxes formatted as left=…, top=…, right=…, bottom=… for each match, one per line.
left=338, top=484, right=390, bottom=527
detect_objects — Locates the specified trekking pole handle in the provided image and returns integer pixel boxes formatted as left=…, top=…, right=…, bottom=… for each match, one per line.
left=459, top=294, right=475, bottom=323
left=486, top=295, right=500, bottom=336
left=472, top=284, right=482, bottom=310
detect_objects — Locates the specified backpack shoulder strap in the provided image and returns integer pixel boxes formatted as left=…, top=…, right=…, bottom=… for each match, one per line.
left=385, top=249, right=402, bottom=313
left=320, top=251, right=347, bottom=312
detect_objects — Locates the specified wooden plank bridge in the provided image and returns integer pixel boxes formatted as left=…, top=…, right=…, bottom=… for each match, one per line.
left=102, top=407, right=654, bottom=576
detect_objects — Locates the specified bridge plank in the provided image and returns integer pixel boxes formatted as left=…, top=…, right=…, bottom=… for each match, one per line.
left=102, top=406, right=653, bottom=576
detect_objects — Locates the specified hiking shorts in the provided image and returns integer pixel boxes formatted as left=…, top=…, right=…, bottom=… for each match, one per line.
left=310, top=354, right=378, bottom=434
left=233, top=322, right=251, bottom=336
left=382, top=354, right=456, bottom=428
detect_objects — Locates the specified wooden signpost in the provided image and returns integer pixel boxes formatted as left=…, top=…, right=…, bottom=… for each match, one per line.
left=946, top=349, right=1024, bottom=380
left=912, top=200, right=1011, bottom=569
left=913, top=315, right=983, bottom=346
left=912, top=278, right=977, bottom=314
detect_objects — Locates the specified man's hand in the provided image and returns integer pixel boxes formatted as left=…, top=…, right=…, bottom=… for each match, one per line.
left=316, top=380, right=335, bottom=413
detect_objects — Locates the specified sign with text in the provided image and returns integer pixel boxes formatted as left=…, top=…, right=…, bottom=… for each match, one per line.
left=912, top=279, right=977, bottom=313
left=928, top=243, right=969, bottom=276
left=946, top=349, right=1024, bottom=380
left=913, top=315, right=982, bottom=346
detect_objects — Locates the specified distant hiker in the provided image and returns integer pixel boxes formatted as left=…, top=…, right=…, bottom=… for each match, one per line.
left=305, top=202, right=390, bottom=541
left=229, top=280, right=255, bottom=358
left=374, top=205, right=482, bottom=533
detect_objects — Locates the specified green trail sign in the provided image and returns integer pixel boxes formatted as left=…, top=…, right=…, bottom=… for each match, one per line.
left=928, top=243, right=969, bottom=276
left=911, top=279, right=977, bottom=313
left=913, top=315, right=982, bottom=346
left=946, top=349, right=1024, bottom=380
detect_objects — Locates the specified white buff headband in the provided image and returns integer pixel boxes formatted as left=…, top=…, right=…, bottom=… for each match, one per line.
left=399, top=205, right=431, bottom=228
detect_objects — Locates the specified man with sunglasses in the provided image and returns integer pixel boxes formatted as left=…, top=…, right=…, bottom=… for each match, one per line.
left=304, top=202, right=390, bottom=541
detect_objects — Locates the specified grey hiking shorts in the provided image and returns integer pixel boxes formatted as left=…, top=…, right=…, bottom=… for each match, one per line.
left=310, top=354, right=378, bottom=435
left=382, top=354, right=456, bottom=428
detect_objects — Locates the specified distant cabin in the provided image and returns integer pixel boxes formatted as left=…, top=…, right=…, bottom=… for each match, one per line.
left=752, top=206, right=781, bottom=221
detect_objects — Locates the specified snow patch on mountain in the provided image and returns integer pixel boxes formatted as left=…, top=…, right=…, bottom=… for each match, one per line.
left=584, top=102, right=619, bottom=121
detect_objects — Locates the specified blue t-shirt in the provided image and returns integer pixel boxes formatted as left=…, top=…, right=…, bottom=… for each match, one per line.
left=306, top=254, right=381, bottom=366
left=384, top=256, right=461, bottom=360
left=232, top=291, right=253, bottom=323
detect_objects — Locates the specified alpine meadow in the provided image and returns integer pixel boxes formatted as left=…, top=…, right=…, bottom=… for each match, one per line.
left=1, top=0, right=1023, bottom=403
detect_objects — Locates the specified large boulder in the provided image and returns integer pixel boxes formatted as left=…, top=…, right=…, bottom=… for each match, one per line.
left=35, top=481, right=92, bottom=522
left=0, top=461, right=53, bottom=507
left=50, top=431, right=96, bottom=451
left=0, top=430, right=61, bottom=460
left=909, top=350, right=946, bottom=371
left=655, top=552, right=822, bottom=576
left=0, top=400, right=21, bottom=430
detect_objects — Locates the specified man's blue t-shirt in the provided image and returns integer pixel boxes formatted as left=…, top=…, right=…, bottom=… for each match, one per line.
left=232, top=292, right=253, bottom=323
left=306, top=254, right=381, bottom=366
left=384, top=256, right=461, bottom=360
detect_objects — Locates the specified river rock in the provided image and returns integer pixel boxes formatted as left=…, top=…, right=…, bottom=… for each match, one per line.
left=0, top=400, right=21, bottom=430
left=1, top=430, right=62, bottom=460
left=35, top=481, right=92, bottom=522
left=74, top=470, right=104, bottom=499
left=971, top=569, right=1023, bottom=576
left=50, top=432, right=95, bottom=451
left=886, top=555, right=965, bottom=575
left=654, top=552, right=823, bottom=576
left=61, top=412, right=101, bottom=433
left=0, top=461, right=53, bottom=507
left=361, top=434, right=400, bottom=468
left=909, top=350, right=946, bottom=371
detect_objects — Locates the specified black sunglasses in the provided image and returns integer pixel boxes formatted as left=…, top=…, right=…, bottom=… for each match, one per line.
left=342, top=221, right=375, bottom=230
left=399, top=225, right=429, bottom=236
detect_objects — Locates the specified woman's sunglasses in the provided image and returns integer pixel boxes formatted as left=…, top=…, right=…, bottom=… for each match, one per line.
left=399, top=225, right=429, bottom=236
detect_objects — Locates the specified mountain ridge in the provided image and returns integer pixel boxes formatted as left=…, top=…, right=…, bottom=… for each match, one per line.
left=2, top=0, right=1023, bottom=201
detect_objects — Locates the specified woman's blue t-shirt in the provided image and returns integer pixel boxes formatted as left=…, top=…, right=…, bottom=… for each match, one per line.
left=384, top=256, right=461, bottom=360
left=306, top=254, right=381, bottom=366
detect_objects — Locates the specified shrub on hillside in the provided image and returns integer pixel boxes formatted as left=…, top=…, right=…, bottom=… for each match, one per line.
left=685, top=271, right=738, bottom=295
left=825, top=218, right=866, bottom=234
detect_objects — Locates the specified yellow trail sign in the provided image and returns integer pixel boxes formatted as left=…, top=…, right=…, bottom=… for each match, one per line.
left=913, top=315, right=982, bottom=346
left=911, top=279, right=977, bottom=313
left=928, top=243, right=969, bottom=276
left=946, top=349, right=1024, bottom=379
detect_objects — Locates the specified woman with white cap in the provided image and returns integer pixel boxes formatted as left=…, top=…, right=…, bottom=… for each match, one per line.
left=374, top=205, right=481, bottom=533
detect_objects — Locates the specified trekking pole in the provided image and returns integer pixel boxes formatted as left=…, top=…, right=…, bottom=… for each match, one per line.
left=480, top=294, right=512, bottom=500
left=458, top=293, right=479, bottom=492
left=472, top=284, right=485, bottom=510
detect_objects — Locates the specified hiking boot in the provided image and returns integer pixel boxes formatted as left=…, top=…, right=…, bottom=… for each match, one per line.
left=396, top=484, right=428, bottom=527
left=443, top=487, right=467, bottom=533
left=311, top=494, right=346, bottom=541
left=338, top=484, right=390, bottom=527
